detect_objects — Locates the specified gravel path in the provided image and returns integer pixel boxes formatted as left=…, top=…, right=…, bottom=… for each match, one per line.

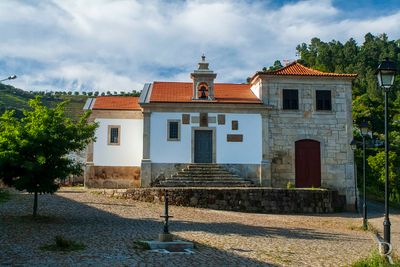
left=367, top=200, right=400, bottom=256
left=0, top=188, right=375, bottom=266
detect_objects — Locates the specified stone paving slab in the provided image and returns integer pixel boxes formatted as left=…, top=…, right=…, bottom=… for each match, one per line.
left=0, top=187, right=375, bottom=266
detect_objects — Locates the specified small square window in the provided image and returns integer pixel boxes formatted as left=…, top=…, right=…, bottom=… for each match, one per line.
left=283, top=89, right=299, bottom=110
left=167, top=120, right=180, bottom=141
left=108, top=126, right=120, bottom=145
left=316, top=90, right=331, bottom=111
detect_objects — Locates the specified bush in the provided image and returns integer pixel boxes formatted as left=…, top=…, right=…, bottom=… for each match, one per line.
left=0, top=189, right=10, bottom=203
left=286, top=181, right=295, bottom=189
left=40, top=235, right=85, bottom=252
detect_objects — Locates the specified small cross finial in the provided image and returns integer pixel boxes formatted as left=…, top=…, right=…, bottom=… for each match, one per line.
left=201, top=54, right=206, bottom=62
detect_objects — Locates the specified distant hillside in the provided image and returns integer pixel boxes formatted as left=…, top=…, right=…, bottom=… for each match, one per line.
left=0, top=83, right=88, bottom=120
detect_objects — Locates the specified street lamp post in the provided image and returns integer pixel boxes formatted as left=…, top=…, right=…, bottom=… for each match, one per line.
left=0, top=75, right=17, bottom=82
left=358, top=119, right=369, bottom=230
left=350, top=139, right=359, bottom=212
left=376, top=58, right=397, bottom=252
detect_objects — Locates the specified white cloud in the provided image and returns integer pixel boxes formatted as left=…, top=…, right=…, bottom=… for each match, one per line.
left=0, top=0, right=399, bottom=92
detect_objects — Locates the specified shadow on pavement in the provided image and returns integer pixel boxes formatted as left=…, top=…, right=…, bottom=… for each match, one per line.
left=0, top=191, right=280, bottom=266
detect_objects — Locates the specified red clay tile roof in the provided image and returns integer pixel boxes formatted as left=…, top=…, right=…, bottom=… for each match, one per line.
left=93, top=96, right=141, bottom=110
left=150, top=82, right=261, bottom=104
left=254, top=61, right=357, bottom=78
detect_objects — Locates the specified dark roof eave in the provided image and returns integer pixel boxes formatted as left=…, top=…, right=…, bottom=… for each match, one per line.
left=140, top=102, right=271, bottom=110
left=92, top=108, right=142, bottom=111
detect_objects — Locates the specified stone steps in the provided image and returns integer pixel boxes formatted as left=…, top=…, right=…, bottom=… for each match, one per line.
left=156, top=164, right=254, bottom=187
left=158, top=180, right=254, bottom=187
left=172, top=173, right=240, bottom=178
left=167, top=177, right=246, bottom=181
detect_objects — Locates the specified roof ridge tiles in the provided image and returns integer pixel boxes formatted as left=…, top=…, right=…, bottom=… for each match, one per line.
left=259, top=61, right=357, bottom=77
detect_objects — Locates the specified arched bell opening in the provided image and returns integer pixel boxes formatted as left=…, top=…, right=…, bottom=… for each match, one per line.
left=197, top=82, right=209, bottom=99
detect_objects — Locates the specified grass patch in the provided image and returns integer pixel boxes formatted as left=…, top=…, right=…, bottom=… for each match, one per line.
left=0, top=189, right=10, bottom=203
left=367, top=222, right=379, bottom=235
left=348, top=222, right=378, bottom=234
left=132, top=240, right=150, bottom=250
left=40, top=235, right=85, bottom=252
left=351, top=250, right=400, bottom=267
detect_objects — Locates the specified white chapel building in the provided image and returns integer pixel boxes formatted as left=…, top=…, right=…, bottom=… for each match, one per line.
left=84, top=56, right=357, bottom=207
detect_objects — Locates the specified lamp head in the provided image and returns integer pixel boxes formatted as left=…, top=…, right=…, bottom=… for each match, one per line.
left=376, top=58, right=396, bottom=89
left=350, top=139, right=357, bottom=150
left=358, top=118, right=369, bottom=137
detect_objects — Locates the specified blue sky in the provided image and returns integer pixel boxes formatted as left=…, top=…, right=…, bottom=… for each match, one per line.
left=0, top=0, right=399, bottom=92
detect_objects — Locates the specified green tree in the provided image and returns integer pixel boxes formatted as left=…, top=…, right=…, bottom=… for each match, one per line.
left=0, top=97, right=97, bottom=217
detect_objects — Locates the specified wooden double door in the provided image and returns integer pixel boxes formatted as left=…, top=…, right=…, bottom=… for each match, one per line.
left=295, top=139, right=321, bottom=188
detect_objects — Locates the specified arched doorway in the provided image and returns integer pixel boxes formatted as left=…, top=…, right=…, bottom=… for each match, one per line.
left=295, top=139, right=321, bottom=188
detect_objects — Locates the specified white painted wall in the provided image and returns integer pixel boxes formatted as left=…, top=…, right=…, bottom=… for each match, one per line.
left=93, top=118, right=143, bottom=166
left=150, top=112, right=192, bottom=163
left=250, top=79, right=262, bottom=99
left=216, top=114, right=262, bottom=164
left=150, top=112, right=262, bottom=164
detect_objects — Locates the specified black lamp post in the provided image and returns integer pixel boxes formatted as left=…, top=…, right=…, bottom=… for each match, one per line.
left=376, top=58, right=397, bottom=251
left=0, top=75, right=17, bottom=82
left=350, top=139, right=358, bottom=212
left=358, top=119, right=369, bottom=230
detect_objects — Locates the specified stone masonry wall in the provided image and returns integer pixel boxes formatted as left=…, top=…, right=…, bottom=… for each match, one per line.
left=261, top=77, right=355, bottom=206
left=85, top=166, right=141, bottom=188
left=100, top=187, right=346, bottom=213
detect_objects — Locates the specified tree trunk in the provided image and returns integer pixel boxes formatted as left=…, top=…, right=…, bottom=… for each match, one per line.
left=33, top=190, right=38, bottom=218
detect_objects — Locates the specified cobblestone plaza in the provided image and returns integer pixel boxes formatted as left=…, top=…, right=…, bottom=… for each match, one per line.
left=0, top=188, right=375, bottom=266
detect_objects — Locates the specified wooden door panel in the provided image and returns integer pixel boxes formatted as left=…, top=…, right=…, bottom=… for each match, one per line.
left=194, top=130, right=213, bottom=163
left=295, top=140, right=321, bottom=188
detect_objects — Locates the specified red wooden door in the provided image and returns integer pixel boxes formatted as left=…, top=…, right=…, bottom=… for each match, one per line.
left=295, top=139, right=321, bottom=188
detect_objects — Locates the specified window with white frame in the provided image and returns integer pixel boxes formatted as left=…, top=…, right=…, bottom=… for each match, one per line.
left=167, top=120, right=180, bottom=141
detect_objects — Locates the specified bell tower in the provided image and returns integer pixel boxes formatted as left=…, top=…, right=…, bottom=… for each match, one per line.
left=190, top=54, right=217, bottom=100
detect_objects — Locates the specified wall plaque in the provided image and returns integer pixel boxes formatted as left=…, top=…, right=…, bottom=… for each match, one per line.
left=227, top=134, right=243, bottom=142
left=191, top=116, right=199, bottom=123
left=218, top=114, right=225, bottom=125
left=182, top=114, right=190, bottom=124
left=208, top=116, right=216, bottom=123
left=231, top=120, right=239, bottom=130
left=200, top=113, right=208, bottom=127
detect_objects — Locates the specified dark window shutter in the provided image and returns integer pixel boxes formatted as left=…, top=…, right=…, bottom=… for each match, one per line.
left=169, top=122, right=179, bottom=139
left=316, top=90, right=331, bottom=111
left=283, top=89, right=299, bottom=110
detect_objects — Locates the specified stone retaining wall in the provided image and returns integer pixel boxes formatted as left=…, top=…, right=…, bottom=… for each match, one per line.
left=98, top=187, right=346, bottom=213
left=85, top=166, right=141, bottom=188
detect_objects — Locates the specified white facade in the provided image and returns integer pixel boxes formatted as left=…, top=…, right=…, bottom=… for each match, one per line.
left=93, top=118, right=143, bottom=166
left=150, top=112, right=262, bottom=164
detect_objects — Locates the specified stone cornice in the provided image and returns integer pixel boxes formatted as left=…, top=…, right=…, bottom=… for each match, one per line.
left=140, top=102, right=272, bottom=113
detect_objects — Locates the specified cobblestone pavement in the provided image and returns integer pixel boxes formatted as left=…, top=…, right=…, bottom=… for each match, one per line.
left=367, top=200, right=400, bottom=256
left=0, top=188, right=375, bottom=266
